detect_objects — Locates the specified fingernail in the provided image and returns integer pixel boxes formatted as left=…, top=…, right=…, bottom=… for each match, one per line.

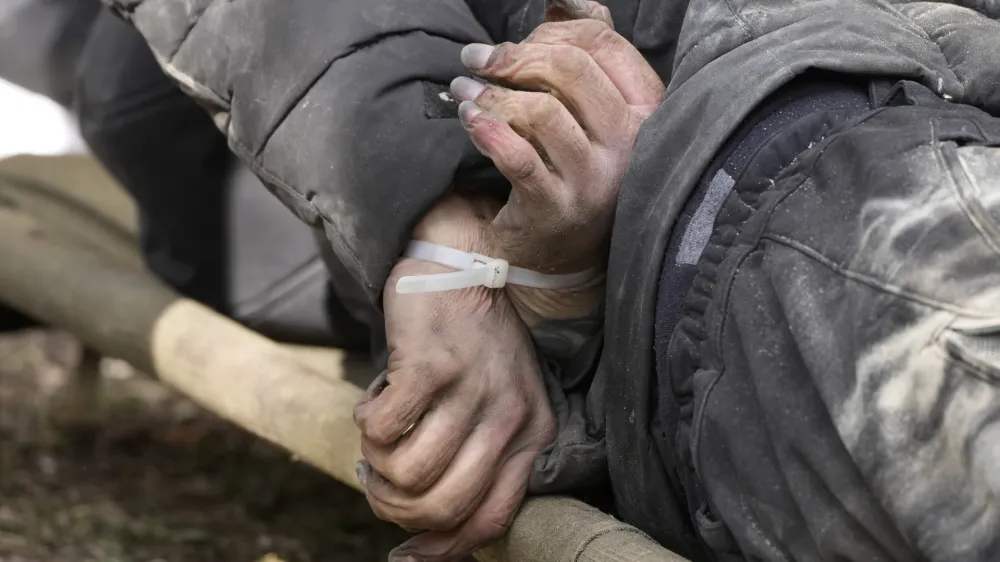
left=450, top=76, right=486, bottom=102
left=355, top=460, right=369, bottom=489
left=458, top=101, right=483, bottom=125
left=461, top=43, right=495, bottom=70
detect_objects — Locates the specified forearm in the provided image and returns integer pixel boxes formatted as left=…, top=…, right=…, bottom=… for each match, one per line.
left=99, top=0, right=495, bottom=306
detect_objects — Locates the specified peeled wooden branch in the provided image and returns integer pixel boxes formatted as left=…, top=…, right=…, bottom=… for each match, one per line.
left=0, top=198, right=365, bottom=487
left=0, top=168, right=688, bottom=562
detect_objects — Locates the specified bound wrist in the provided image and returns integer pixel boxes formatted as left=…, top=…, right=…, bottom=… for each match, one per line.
left=504, top=273, right=605, bottom=328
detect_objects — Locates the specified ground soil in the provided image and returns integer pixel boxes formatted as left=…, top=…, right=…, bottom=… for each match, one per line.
left=0, top=330, right=407, bottom=562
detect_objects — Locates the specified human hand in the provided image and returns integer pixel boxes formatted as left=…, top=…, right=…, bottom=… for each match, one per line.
left=354, top=196, right=557, bottom=562
left=444, top=3, right=665, bottom=338
left=354, top=7, right=666, bottom=560
left=450, top=4, right=666, bottom=278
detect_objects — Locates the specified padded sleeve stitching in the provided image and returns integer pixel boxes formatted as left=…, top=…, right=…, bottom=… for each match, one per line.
left=253, top=28, right=455, bottom=159
left=167, top=0, right=221, bottom=62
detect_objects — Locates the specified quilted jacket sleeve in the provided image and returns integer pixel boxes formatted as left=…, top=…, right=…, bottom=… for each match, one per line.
left=100, top=0, right=497, bottom=305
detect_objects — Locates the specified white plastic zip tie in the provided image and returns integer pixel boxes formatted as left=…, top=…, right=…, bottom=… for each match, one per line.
left=396, top=240, right=601, bottom=294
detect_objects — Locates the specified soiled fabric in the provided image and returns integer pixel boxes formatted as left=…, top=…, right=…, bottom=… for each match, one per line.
left=93, top=0, right=683, bottom=308
left=91, top=0, right=684, bottom=499
left=599, top=2, right=1000, bottom=559
left=91, top=0, right=1000, bottom=559
left=660, top=81, right=1000, bottom=561
left=652, top=74, right=876, bottom=558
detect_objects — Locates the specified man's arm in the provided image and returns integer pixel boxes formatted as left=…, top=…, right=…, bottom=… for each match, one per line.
left=355, top=10, right=666, bottom=561
left=98, top=0, right=497, bottom=304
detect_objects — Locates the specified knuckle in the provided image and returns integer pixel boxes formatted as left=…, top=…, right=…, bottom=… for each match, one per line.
left=476, top=84, right=501, bottom=108
left=415, top=360, right=444, bottom=388
left=355, top=407, right=393, bottom=445
left=549, top=183, right=583, bottom=214
left=423, top=349, right=463, bottom=385
left=478, top=84, right=517, bottom=114
left=365, top=416, right=398, bottom=445
left=386, top=456, right=434, bottom=493
left=486, top=42, right=518, bottom=73
left=367, top=498, right=394, bottom=523
left=503, top=398, right=531, bottom=428
left=424, top=502, right=465, bottom=531
left=591, top=19, right=619, bottom=46
left=576, top=16, right=611, bottom=37
left=504, top=153, right=540, bottom=183
left=551, top=44, right=590, bottom=78
left=352, top=403, right=368, bottom=428
left=523, top=93, right=562, bottom=124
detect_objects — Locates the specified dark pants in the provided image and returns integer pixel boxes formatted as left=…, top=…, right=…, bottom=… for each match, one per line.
left=75, top=12, right=232, bottom=311
left=71, top=12, right=369, bottom=349
left=655, top=80, right=1000, bottom=561
left=0, top=0, right=99, bottom=107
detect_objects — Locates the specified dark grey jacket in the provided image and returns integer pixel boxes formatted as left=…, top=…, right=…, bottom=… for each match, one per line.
left=605, top=0, right=999, bottom=557
left=94, top=0, right=684, bottom=506
left=95, top=0, right=684, bottom=308
left=98, top=0, right=1000, bottom=559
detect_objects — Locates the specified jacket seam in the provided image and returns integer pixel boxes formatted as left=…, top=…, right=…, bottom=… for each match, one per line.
left=167, top=0, right=221, bottom=62
left=693, top=106, right=914, bottom=484
left=937, top=139, right=1000, bottom=258
left=694, top=106, right=998, bottom=468
left=253, top=28, right=456, bottom=159
left=760, top=233, right=998, bottom=318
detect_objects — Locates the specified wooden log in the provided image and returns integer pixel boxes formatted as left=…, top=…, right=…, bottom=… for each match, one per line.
left=0, top=199, right=363, bottom=486
left=479, top=497, right=690, bottom=562
left=0, top=174, right=689, bottom=562
left=0, top=155, right=141, bottom=270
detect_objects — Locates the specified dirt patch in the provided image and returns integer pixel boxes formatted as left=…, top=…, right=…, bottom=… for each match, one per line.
left=0, top=330, right=407, bottom=562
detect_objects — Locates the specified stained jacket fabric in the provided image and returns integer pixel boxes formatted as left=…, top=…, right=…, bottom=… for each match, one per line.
left=92, top=0, right=684, bottom=499
left=93, top=0, right=1000, bottom=559
left=94, top=0, right=686, bottom=306
left=667, top=80, right=1000, bottom=562
left=602, top=1, right=1000, bottom=560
